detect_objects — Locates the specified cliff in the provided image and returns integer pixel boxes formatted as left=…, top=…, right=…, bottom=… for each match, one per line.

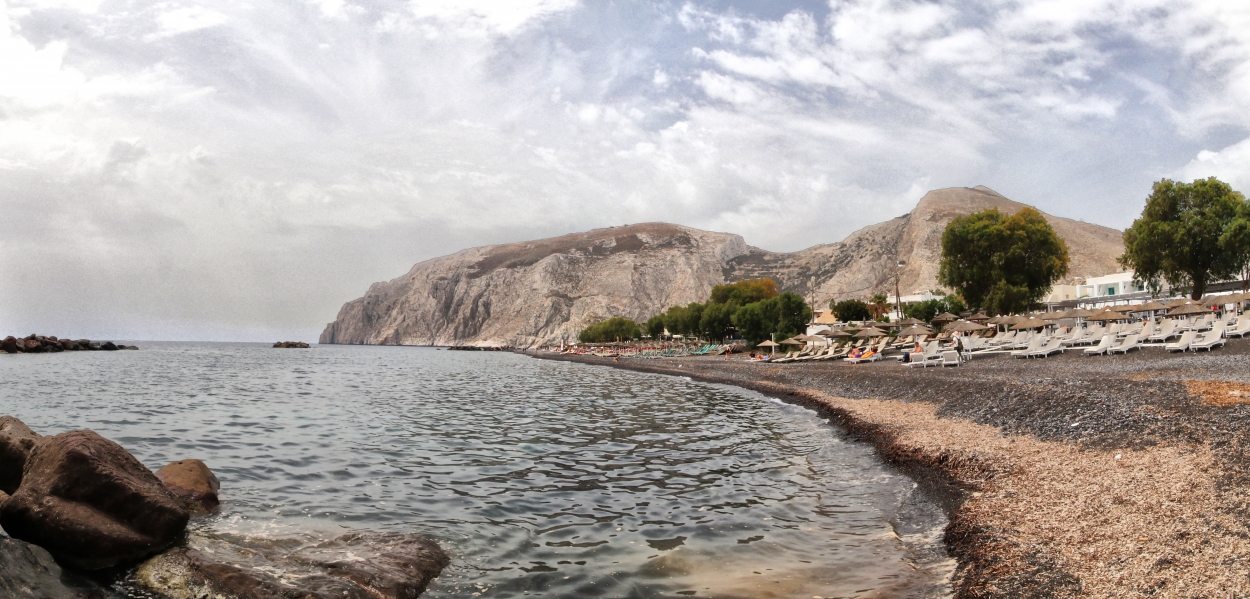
left=321, top=187, right=1125, bottom=346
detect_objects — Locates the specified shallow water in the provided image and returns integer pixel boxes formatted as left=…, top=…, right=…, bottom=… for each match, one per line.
left=0, top=344, right=951, bottom=598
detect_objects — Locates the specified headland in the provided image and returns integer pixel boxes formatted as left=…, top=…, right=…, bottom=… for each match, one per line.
left=530, top=341, right=1250, bottom=597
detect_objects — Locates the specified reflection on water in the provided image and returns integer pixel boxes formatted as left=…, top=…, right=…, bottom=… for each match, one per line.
left=0, top=344, right=951, bottom=598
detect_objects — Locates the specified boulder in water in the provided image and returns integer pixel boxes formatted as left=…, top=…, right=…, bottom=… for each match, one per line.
left=1, top=336, right=17, bottom=353
left=0, top=415, right=41, bottom=494
left=0, top=430, right=190, bottom=569
left=156, top=459, right=220, bottom=514
left=100, top=341, right=118, bottom=351
left=0, top=536, right=119, bottom=599
left=135, top=530, right=449, bottom=599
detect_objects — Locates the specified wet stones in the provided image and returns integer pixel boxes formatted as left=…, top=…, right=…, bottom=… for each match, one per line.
left=0, top=536, right=119, bottom=599
left=0, top=430, right=189, bottom=569
left=0, top=416, right=41, bottom=494
left=135, top=531, right=450, bottom=599
left=273, top=341, right=311, bottom=348
left=155, top=459, right=220, bottom=514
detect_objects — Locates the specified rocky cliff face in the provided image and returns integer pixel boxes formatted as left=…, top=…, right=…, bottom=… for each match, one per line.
left=321, top=187, right=1125, bottom=347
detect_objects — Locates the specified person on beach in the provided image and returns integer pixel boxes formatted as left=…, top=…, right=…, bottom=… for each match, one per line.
left=903, top=340, right=922, bottom=363
left=849, top=347, right=863, bottom=359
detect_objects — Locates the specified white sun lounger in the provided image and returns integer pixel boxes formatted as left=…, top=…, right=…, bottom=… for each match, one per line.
left=1190, top=325, right=1226, bottom=351
left=1011, top=335, right=1046, bottom=358
left=1084, top=335, right=1113, bottom=356
left=1166, top=330, right=1195, bottom=353
left=1029, top=337, right=1065, bottom=358
left=905, top=341, right=943, bottom=368
left=1148, top=319, right=1179, bottom=342
left=1109, top=333, right=1140, bottom=354
left=941, top=350, right=960, bottom=367
left=1227, top=317, right=1250, bottom=338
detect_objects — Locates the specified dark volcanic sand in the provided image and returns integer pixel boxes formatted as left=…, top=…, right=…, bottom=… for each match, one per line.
left=533, top=340, right=1250, bottom=598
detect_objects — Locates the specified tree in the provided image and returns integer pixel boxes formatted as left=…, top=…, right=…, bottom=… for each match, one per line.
left=939, top=207, right=1070, bottom=314
left=904, top=295, right=967, bottom=324
left=644, top=314, right=666, bottom=339
left=773, top=292, right=812, bottom=340
left=830, top=299, right=870, bottom=322
left=699, top=301, right=738, bottom=341
left=578, top=317, right=641, bottom=343
left=709, top=278, right=779, bottom=305
left=731, top=301, right=773, bottom=346
left=1120, top=177, right=1250, bottom=299
left=867, top=293, right=890, bottom=320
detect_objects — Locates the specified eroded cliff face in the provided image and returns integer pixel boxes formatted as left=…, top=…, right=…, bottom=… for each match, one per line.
left=319, top=224, right=750, bottom=347
left=321, top=187, right=1126, bottom=347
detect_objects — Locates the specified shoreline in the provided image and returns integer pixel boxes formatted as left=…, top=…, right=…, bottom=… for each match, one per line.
left=526, top=344, right=1250, bottom=597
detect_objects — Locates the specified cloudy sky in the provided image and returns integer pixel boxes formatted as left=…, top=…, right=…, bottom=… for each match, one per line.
left=3, top=0, right=1250, bottom=341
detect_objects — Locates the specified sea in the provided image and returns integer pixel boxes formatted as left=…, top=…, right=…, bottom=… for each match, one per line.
left=0, top=343, right=952, bottom=598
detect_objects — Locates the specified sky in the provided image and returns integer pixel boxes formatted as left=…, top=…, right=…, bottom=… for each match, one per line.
left=4, top=0, right=1250, bottom=341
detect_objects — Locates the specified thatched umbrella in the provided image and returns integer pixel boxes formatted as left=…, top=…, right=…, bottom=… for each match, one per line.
left=756, top=339, right=779, bottom=354
left=1011, top=316, right=1048, bottom=330
left=932, top=312, right=959, bottom=323
left=1066, top=308, right=1099, bottom=319
left=854, top=327, right=888, bottom=338
left=1167, top=298, right=1193, bottom=308
left=1041, top=311, right=1069, bottom=321
left=946, top=320, right=990, bottom=332
left=897, top=324, right=935, bottom=337
left=1168, top=302, right=1209, bottom=316
left=1201, top=294, right=1239, bottom=307
left=967, top=312, right=990, bottom=321
left=896, top=317, right=928, bottom=327
left=822, top=329, right=853, bottom=338
left=1133, top=301, right=1167, bottom=313
left=1086, top=309, right=1128, bottom=322
left=1110, top=304, right=1138, bottom=313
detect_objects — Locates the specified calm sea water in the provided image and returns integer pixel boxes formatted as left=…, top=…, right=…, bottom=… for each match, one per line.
left=0, top=343, right=951, bottom=598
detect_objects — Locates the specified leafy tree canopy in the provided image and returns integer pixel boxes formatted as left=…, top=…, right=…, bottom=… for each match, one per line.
left=644, top=314, right=666, bottom=339
left=773, top=292, right=812, bottom=340
left=938, top=207, right=1070, bottom=315
left=709, top=278, right=779, bottom=305
left=830, top=299, right=871, bottom=322
left=1120, top=177, right=1250, bottom=299
left=578, top=317, right=641, bottom=343
left=904, top=296, right=966, bottom=324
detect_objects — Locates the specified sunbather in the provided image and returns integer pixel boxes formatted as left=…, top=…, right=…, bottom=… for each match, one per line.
left=903, top=341, right=922, bottom=363
left=849, top=347, right=864, bottom=359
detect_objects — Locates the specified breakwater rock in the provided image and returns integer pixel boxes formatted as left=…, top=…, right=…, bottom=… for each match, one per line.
left=273, top=341, right=312, bottom=348
left=1, top=335, right=137, bottom=353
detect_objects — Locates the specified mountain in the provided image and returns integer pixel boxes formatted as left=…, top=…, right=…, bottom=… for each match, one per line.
left=320, top=186, right=1125, bottom=347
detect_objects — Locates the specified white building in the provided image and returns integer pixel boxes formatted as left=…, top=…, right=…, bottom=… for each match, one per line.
left=1076, top=271, right=1146, bottom=298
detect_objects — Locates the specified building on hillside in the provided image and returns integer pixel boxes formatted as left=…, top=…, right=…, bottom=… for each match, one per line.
left=1042, top=284, right=1081, bottom=303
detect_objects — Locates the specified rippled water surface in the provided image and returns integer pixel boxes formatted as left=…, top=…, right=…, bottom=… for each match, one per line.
left=1, top=344, right=951, bottom=598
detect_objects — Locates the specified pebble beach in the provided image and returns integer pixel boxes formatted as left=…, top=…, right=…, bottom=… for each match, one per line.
left=534, top=340, right=1250, bottom=598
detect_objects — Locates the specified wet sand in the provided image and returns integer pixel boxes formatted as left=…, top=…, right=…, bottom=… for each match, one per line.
left=532, top=340, right=1250, bottom=598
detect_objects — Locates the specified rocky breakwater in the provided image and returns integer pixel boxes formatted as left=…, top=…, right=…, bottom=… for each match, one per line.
left=1, top=334, right=137, bottom=353
left=0, top=415, right=450, bottom=599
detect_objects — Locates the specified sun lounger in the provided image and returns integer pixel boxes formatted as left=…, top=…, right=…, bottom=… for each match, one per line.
left=1190, top=325, right=1226, bottom=351
left=941, top=350, right=960, bottom=367
left=1109, top=334, right=1140, bottom=354
left=1083, top=335, right=1113, bottom=356
left=1227, top=317, right=1250, bottom=338
left=1165, top=330, right=1195, bottom=353
left=1029, top=337, right=1065, bottom=358
left=1011, top=335, right=1046, bottom=358
left=905, top=341, right=943, bottom=367
left=1148, top=319, right=1179, bottom=342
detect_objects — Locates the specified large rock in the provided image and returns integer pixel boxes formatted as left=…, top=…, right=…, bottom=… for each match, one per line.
left=155, top=459, right=220, bottom=514
left=135, top=530, right=450, bottom=599
left=0, top=416, right=42, bottom=494
left=320, top=187, right=1126, bottom=348
left=0, top=430, right=190, bottom=569
left=0, top=536, right=119, bottom=599
left=1, top=336, right=17, bottom=353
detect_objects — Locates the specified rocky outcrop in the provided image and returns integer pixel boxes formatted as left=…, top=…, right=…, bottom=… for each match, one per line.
left=321, top=187, right=1125, bottom=347
left=0, top=335, right=137, bottom=353
left=273, top=341, right=311, bottom=348
left=0, top=416, right=41, bottom=494
left=135, top=530, right=450, bottom=599
left=0, top=430, right=189, bottom=569
left=0, top=536, right=119, bottom=599
left=156, top=460, right=220, bottom=514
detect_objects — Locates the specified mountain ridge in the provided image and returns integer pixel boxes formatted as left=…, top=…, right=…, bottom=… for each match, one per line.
left=320, top=187, right=1126, bottom=347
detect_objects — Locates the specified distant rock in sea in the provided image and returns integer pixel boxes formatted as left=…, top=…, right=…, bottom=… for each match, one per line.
left=0, top=335, right=137, bottom=353
left=273, top=341, right=312, bottom=348
left=321, top=186, right=1125, bottom=348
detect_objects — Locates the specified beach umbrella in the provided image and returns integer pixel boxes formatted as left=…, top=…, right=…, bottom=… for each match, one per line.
left=757, top=339, right=779, bottom=354
left=1010, top=317, right=1048, bottom=330
left=1110, top=304, right=1138, bottom=313
left=946, top=320, right=990, bottom=332
left=779, top=337, right=804, bottom=345
left=854, top=327, right=888, bottom=338
left=1201, top=294, right=1236, bottom=307
left=1041, top=311, right=1068, bottom=321
left=1086, top=309, right=1128, bottom=322
left=822, top=329, right=853, bottom=338
left=1066, top=308, right=1099, bottom=318
left=810, top=328, right=833, bottom=336
left=896, top=317, right=927, bottom=326
left=1167, top=298, right=1192, bottom=308
left=897, top=324, right=934, bottom=337
left=1167, top=302, right=1209, bottom=316
left=967, top=313, right=990, bottom=321
left=932, top=312, right=959, bottom=323
left=985, top=315, right=1012, bottom=325
left=1133, top=301, right=1167, bottom=312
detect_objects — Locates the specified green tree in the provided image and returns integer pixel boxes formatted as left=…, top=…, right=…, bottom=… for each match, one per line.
left=773, top=292, right=812, bottom=340
left=904, top=295, right=967, bottom=324
left=663, top=303, right=705, bottom=338
left=1120, top=177, right=1250, bottom=299
left=699, top=301, right=739, bottom=341
left=939, top=207, right=1070, bottom=314
left=830, top=299, right=871, bottom=322
left=644, top=314, right=666, bottom=339
left=709, top=278, right=779, bottom=305
left=578, top=317, right=641, bottom=343
left=867, top=293, right=890, bottom=320
left=731, top=301, right=774, bottom=346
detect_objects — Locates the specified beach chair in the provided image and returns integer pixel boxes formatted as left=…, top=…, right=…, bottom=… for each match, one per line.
left=1166, top=330, right=1195, bottom=353
left=1195, top=313, right=1215, bottom=331
left=1118, top=322, right=1143, bottom=338
left=1227, top=316, right=1250, bottom=338
left=1148, top=319, right=1179, bottom=342
left=905, top=341, right=942, bottom=368
left=1060, top=328, right=1093, bottom=347
left=1029, top=337, right=1065, bottom=358
left=1109, top=334, right=1140, bottom=354
left=941, top=350, right=960, bottom=367
left=1191, top=325, right=1226, bottom=352
left=1083, top=335, right=1113, bottom=356
left=1011, top=335, right=1045, bottom=358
